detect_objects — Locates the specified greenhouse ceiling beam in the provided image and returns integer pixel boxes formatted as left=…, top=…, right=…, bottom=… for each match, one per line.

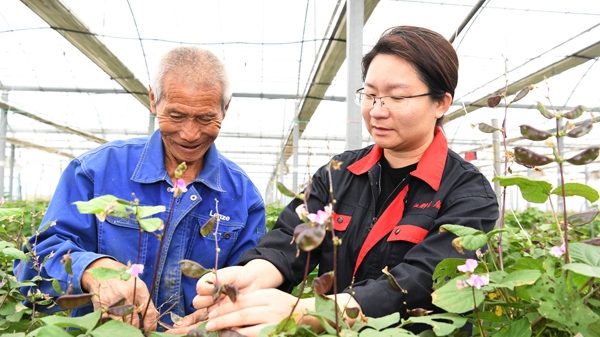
left=0, top=85, right=346, bottom=102
left=0, top=99, right=108, bottom=144
left=271, top=0, right=379, bottom=182
left=20, top=0, right=150, bottom=110
left=6, top=137, right=74, bottom=159
left=5, top=82, right=598, bottom=114
left=446, top=39, right=600, bottom=122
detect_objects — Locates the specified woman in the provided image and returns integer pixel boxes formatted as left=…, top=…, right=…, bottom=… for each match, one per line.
left=169, top=25, right=498, bottom=336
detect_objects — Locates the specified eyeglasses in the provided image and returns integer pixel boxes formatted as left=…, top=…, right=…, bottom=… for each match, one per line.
left=354, top=88, right=431, bottom=112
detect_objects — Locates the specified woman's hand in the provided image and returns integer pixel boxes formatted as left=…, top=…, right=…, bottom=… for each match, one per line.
left=204, top=288, right=307, bottom=337
left=192, top=260, right=284, bottom=310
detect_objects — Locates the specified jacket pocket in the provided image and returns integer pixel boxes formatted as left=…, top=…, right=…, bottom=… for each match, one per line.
left=331, top=211, right=351, bottom=231
left=99, top=215, right=149, bottom=264
left=190, top=217, right=244, bottom=266
left=387, top=224, right=428, bottom=244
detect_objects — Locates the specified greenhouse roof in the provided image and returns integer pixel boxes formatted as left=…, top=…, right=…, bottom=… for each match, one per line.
left=1, top=0, right=599, bottom=209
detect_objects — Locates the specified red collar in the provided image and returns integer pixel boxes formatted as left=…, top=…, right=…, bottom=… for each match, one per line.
left=347, top=127, right=448, bottom=191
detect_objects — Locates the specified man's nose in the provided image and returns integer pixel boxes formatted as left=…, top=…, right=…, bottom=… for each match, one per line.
left=179, top=119, right=200, bottom=141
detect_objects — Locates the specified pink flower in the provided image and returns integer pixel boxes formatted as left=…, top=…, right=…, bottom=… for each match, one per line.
left=549, top=242, right=566, bottom=257
left=126, top=264, right=144, bottom=278
left=172, top=178, right=188, bottom=197
left=456, top=279, right=468, bottom=290
left=465, top=274, right=489, bottom=289
left=307, top=209, right=330, bottom=225
left=457, top=259, right=478, bottom=273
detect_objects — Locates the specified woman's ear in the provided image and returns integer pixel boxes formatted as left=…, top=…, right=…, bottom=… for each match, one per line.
left=435, top=92, right=453, bottom=118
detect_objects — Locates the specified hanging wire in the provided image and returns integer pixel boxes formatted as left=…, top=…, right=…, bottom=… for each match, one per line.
left=126, top=0, right=150, bottom=84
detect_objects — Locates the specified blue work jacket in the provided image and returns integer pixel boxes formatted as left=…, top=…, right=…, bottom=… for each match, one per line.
left=14, top=130, right=266, bottom=325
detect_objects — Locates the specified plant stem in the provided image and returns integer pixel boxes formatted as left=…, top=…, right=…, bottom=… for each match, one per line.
left=131, top=227, right=143, bottom=325
left=142, top=196, right=177, bottom=326
left=472, top=288, right=485, bottom=336
left=279, top=252, right=311, bottom=333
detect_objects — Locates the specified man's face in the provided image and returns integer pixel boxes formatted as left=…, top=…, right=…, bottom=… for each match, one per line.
left=150, top=74, right=226, bottom=170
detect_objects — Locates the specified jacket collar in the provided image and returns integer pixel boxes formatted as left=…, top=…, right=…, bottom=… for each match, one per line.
left=131, top=130, right=225, bottom=192
left=347, top=127, right=448, bottom=191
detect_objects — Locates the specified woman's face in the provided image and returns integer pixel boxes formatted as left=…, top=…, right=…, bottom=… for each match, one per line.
left=362, top=54, right=448, bottom=157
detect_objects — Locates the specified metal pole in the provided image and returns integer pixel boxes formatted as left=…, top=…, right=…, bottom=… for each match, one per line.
left=293, top=119, right=299, bottom=193
left=9, top=144, right=15, bottom=201
left=0, top=91, right=8, bottom=200
left=346, top=0, right=364, bottom=150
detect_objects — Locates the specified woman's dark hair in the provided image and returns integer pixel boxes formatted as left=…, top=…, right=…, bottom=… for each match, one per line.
left=362, top=26, right=459, bottom=127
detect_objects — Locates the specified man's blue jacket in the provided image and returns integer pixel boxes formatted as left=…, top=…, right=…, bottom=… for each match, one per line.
left=14, top=130, right=266, bottom=324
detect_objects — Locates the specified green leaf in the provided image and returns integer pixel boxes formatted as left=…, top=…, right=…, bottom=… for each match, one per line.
left=359, top=312, right=401, bottom=331
left=40, top=310, right=102, bottom=332
left=493, top=270, right=541, bottom=288
left=493, top=176, right=552, bottom=203
left=550, top=182, right=599, bottom=203
left=138, top=217, right=163, bottom=232
left=1, top=333, right=26, bottom=337
left=457, top=233, right=488, bottom=251
left=51, top=279, right=64, bottom=295
left=0, top=208, right=24, bottom=219
left=563, top=263, right=600, bottom=278
left=432, top=258, right=464, bottom=288
left=305, top=295, right=346, bottom=334
left=440, top=224, right=483, bottom=237
left=89, top=319, right=145, bottom=337
left=276, top=182, right=297, bottom=198
left=85, top=266, right=126, bottom=280
left=406, top=313, right=467, bottom=336
left=431, top=276, right=485, bottom=314
left=136, top=205, right=166, bottom=219
left=1, top=246, right=28, bottom=261
left=570, top=242, right=600, bottom=266
left=73, top=195, right=120, bottom=214
left=29, top=325, right=73, bottom=337
left=491, top=318, right=531, bottom=337
left=509, top=257, right=545, bottom=273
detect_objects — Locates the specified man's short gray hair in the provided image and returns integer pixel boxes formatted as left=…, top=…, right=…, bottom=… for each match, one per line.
left=150, top=46, right=231, bottom=111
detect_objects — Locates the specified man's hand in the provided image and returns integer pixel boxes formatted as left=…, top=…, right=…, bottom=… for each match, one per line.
left=165, top=309, right=208, bottom=334
left=82, top=258, right=158, bottom=332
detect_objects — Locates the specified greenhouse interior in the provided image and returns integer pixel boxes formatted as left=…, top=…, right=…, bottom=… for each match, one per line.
left=1, top=0, right=599, bottom=213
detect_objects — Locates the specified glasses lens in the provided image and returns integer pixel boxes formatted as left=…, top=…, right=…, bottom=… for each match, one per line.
left=355, top=92, right=374, bottom=108
left=381, top=96, right=406, bottom=111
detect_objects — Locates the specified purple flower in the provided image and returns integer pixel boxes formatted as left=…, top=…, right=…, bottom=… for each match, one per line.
left=126, top=264, right=144, bottom=278
left=549, top=242, right=566, bottom=257
left=457, top=259, right=478, bottom=273
left=172, top=178, right=188, bottom=197
left=465, top=274, right=489, bottom=289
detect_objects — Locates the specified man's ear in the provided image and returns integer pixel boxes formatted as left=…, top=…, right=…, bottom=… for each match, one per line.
left=149, top=87, right=157, bottom=116
left=222, top=97, right=231, bottom=117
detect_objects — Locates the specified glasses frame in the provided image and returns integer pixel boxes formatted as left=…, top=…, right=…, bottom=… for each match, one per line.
left=354, top=88, right=431, bottom=111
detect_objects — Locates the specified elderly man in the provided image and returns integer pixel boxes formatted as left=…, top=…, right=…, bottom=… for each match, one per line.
left=14, top=46, right=266, bottom=331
